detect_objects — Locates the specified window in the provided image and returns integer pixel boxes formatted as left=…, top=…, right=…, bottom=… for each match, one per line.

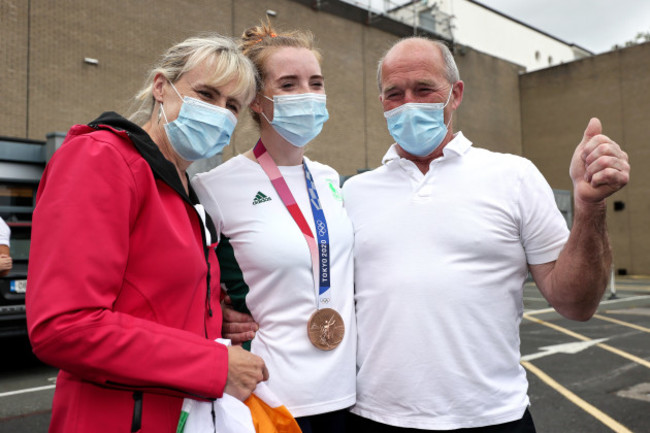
left=0, top=183, right=37, bottom=222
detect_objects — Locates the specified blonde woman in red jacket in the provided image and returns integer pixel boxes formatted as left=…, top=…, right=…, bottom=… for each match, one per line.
left=26, top=34, right=268, bottom=433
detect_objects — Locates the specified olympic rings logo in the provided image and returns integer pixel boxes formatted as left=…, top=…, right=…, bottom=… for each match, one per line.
left=317, top=220, right=327, bottom=236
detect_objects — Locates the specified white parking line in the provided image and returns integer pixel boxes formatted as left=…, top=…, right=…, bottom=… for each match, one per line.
left=0, top=384, right=55, bottom=398
left=521, top=338, right=609, bottom=362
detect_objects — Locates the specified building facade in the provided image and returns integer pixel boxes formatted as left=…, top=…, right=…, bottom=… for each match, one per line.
left=0, top=0, right=647, bottom=274
left=345, top=0, right=592, bottom=71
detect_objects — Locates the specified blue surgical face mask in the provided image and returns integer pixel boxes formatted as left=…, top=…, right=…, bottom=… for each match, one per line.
left=384, top=85, right=454, bottom=157
left=161, top=81, right=237, bottom=161
left=261, top=93, right=329, bottom=148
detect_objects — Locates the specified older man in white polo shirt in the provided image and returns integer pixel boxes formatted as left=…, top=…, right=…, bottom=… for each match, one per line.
left=342, top=37, right=629, bottom=432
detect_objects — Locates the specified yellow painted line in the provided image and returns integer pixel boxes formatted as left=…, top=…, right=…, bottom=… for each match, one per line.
left=619, top=275, right=650, bottom=280
left=523, top=314, right=650, bottom=369
left=593, top=314, right=650, bottom=333
left=597, top=344, right=650, bottom=369
left=524, top=307, right=556, bottom=315
left=521, top=361, right=633, bottom=433
left=614, top=285, right=650, bottom=292
left=524, top=314, right=590, bottom=340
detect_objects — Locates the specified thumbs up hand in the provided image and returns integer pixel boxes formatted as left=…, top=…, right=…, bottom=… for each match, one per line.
left=569, top=118, right=630, bottom=205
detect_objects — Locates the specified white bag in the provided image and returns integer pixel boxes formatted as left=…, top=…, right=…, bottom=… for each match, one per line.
left=177, top=338, right=255, bottom=433
left=178, top=393, right=255, bottom=433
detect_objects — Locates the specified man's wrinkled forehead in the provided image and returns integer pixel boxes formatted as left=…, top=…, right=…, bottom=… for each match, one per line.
left=382, top=77, right=438, bottom=95
left=380, top=53, right=443, bottom=92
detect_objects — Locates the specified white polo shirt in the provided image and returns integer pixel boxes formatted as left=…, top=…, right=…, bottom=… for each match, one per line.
left=0, top=218, right=10, bottom=247
left=342, top=132, right=569, bottom=430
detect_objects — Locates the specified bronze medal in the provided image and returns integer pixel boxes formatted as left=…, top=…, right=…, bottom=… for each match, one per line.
left=307, top=308, right=345, bottom=351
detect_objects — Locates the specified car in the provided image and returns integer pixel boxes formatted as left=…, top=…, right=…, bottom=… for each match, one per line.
left=0, top=222, right=30, bottom=337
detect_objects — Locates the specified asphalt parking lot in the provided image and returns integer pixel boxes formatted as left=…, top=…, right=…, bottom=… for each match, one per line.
left=521, top=276, right=650, bottom=433
left=1, top=277, right=648, bottom=432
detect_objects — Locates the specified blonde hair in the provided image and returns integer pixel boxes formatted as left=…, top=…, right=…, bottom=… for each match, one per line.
left=240, top=20, right=322, bottom=124
left=129, top=33, right=257, bottom=125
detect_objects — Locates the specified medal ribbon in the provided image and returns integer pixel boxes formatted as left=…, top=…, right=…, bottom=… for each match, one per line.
left=254, top=140, right=331, bottom=307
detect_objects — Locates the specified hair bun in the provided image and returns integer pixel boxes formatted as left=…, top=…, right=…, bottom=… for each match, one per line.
left=241, top=21, right=277, bottom=52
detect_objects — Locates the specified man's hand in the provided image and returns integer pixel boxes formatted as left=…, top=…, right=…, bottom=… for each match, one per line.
left=224, top=346, right=268, bottom=401
left=0, top=254, right=12, bottom=272
left=535, top=118, right=629, bottom=321
left=569, top=118, right=630, bottom=205
left=222, top=295, right=258, bottom=345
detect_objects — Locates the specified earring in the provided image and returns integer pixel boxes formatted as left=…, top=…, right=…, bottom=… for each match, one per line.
left=158, top=103, right=163, bottom=124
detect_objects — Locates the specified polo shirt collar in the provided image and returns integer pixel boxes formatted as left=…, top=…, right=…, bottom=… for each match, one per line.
left=382, top=131, right=473, bottom=166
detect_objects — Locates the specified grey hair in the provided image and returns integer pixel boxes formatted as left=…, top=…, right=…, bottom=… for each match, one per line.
left=128, top=34, right=257, bottom=125
left=376, top=37, right=460, bottom=93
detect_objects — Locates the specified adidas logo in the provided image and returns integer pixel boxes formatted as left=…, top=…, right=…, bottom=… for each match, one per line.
left=252, top=191, right=272, bottom=205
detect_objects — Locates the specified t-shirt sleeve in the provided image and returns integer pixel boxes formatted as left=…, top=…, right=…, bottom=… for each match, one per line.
left=518, top=160, right=570, bottom=265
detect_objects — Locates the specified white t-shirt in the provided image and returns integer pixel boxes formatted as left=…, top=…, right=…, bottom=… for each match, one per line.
left=0, top=218, right=10, bottom=247
left=192, top=155, right=356, bottom=417
left=342, top=133, right=569, bottom=430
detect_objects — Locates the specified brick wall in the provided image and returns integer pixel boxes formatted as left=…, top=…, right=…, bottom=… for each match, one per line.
left=3, top=0, right=646, bottom=273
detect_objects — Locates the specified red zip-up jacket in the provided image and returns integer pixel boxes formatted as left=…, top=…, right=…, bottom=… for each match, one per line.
left=27, top=112, right=226, bottom=432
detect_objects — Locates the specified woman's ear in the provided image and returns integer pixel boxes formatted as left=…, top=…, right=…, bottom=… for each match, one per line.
left=250, top=93, right=263, bottom=114
left=152, top=73, right=167, bottom=103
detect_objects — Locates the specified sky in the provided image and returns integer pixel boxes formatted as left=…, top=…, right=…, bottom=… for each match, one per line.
left=345, top=0, right=650, bottom=54
left=473, top=0, right=650, bottom=54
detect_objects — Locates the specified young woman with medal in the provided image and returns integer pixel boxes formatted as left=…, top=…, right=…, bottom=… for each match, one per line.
left=192, top=22, right=356, bottom=433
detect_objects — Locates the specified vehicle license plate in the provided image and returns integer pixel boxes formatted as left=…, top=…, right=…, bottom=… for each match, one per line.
left=10, top=279, right=27, bottom=294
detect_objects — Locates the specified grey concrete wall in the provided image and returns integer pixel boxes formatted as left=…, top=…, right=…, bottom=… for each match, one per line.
left=453, top=46, right=524, bottom=156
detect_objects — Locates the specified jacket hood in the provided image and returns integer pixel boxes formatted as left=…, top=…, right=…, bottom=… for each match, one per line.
left=88, top=112, right=188, bottom=198
left=87, top=111, right=216, bottom=241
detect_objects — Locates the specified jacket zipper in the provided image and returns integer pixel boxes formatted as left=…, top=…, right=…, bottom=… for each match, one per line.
left=198, top=213, right=213, bottom=340
left=206, top=260, right=213, bottom=318
left=131, top=391, right=143, bottom=432
left=115, top=126, right=214, bottom=336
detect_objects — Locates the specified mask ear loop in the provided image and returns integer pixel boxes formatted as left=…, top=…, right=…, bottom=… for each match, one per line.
left=260, top=94, right=275, bottom=125
left=159, top=78, right=183, bottom=125
left=169, top=80, right=185, bottom=101
left=442, top=83, right=454, bottom=108
left=443, top=84, right=455, bottom=129
left=159, top=103, right=170, bottom=125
